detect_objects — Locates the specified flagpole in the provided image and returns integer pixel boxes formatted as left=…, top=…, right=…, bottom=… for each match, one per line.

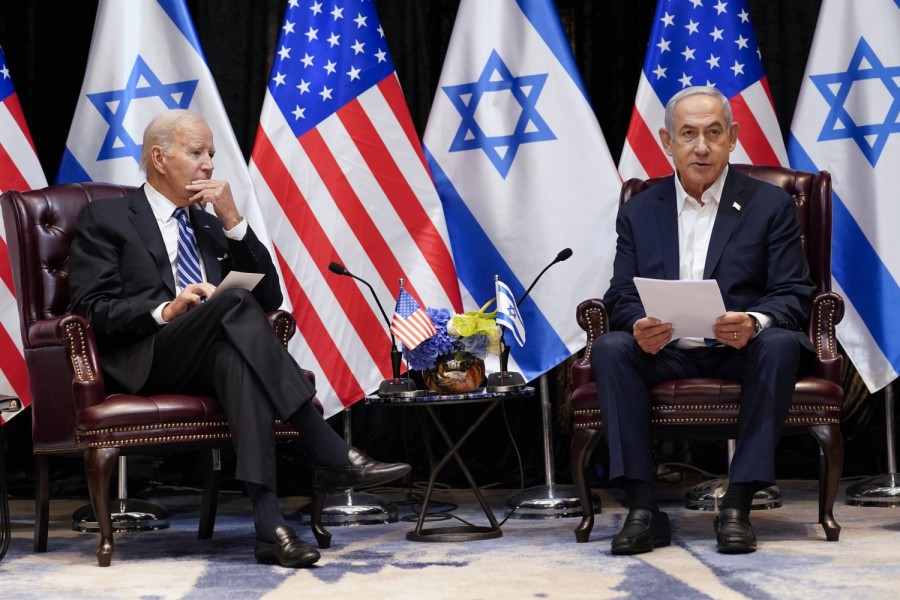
left=302, top=404, right=400, bottom=526
left=504, top=373, right=600, bottom=520
left=846, top=382, right=900, bottom=506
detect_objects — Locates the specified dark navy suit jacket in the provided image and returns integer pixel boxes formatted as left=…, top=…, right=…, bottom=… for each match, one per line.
left=603, top=167, right=815, bottom=348
left=67, top=186, right=282, bottom=392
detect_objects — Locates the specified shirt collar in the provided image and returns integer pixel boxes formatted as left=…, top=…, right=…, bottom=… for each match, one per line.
left=144, top=182, right=183, bottom=223
left=674, top=164, right=729, bottom=214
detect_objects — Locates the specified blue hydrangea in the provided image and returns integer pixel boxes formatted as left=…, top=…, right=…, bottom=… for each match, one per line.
left=402, top=306, right=496, bottom=370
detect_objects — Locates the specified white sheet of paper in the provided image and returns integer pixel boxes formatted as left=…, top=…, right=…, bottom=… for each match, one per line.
left=633, top=277, right=727, bottom=340
left=211, top=271, right=264, bottom=296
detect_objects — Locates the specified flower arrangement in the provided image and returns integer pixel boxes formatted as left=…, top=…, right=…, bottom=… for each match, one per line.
left=402, top=301, right=502, bottom=371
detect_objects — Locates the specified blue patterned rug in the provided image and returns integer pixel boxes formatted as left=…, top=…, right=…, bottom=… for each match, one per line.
left=2, top=480, right=899, bottom=599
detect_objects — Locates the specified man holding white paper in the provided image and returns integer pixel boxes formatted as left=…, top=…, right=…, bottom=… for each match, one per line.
left=593, top=87, right=814, bottom=555
left=68, top=110, right=409, bottom=568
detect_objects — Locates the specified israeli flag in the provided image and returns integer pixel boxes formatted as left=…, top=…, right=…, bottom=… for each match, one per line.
left=788, top=0, right=900, bottom=392
left=424, top=0, right=620, bottom=379
left=56, top=0, right=277, bottom=278
left=496, top=279, right=526, bottom=347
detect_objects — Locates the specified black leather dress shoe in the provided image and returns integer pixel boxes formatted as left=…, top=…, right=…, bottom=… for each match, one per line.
left=611, top=509, right=671, bottom=555
left=254, top=525, right=321, bottom=568
left=312, top=447, right=411, bottom=492
left=715, top=507, right=757, bottom=554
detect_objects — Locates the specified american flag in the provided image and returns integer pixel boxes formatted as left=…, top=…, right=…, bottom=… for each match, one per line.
left=0, top=44, right=47, bottom=424
left=249, top=0, right=461, bottom=417
left=390, top=287, right=436, bottom=351
left=619, top=0, right=788, bottom=180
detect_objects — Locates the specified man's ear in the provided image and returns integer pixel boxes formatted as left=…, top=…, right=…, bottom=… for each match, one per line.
left=659, top=128, right=673, bottom=156
left=150, top=145, right=166, bottom=174
left=728, top=122, right=741, bottom=152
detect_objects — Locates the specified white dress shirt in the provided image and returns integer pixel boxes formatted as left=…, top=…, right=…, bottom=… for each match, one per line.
left=671, top=166, right=769, bottom=348
left=144, top=182, right=247, bottom=323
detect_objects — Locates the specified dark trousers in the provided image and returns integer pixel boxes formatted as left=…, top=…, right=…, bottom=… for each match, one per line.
left=591, top=327, right=805, bottom=486
left=139, top=288, right=316, bottom=490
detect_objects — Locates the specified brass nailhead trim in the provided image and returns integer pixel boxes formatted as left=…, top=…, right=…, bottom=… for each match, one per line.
left=64, top=321, right=95, bottom=382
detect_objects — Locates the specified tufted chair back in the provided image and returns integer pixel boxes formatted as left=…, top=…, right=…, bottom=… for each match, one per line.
left=568, top=165, right=845, bottom=544
left=1, top=183, right=330, bottom=567
left=3, top=183, right=134, bottom=449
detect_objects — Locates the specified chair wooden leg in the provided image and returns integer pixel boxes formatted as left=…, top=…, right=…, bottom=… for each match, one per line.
left=84, top=447, right=120, bottom=566
left=809, top=424, right=842, bottom=541
left=34, top=455, right=50, bottom=553
left=571, top=427, right=602, bottom=543
left=309, top=492, right=331, bottom=549
left=198, top=449, right=220, bottom=540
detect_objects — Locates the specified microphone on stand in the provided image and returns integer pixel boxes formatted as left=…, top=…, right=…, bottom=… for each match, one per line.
left=486, top=248, right=574, bottom=392
left=327, top=262, right=416, bottom=396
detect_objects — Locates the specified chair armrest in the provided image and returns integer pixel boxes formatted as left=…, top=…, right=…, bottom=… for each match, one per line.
left=28, top=314, right=103, bottom=385
left=265, top=309, right=319, bottom=411
left=572, top=299, right=609, bottom=389
left=807, top=291, right=845, bottom=385
left=267, top=309, right=297, bottom=349
left=26, top=314, right=106, bottom=449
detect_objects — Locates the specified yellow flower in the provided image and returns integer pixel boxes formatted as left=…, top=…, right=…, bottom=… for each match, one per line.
left=448, top=299, right=497, bottom=338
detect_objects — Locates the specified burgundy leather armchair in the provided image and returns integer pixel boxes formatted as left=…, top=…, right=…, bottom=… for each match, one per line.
left=1, top=182, right=331, bottom=566
left=569, top=165, right=844, bottom=543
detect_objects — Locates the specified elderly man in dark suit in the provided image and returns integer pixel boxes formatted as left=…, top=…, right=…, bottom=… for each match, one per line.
left=592, top=86, right=814, bottom=555
left=68, top=109, right=410, bottom=568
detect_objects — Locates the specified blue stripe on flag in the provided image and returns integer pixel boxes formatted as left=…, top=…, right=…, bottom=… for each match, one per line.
left=516, top=0, right=590, bottom=104
left=55, top=147, right=92, bottom=184
left=156, top=0, right=205, bottom=59
left=425, top=148, right=570, bottom=377
left=788, top=133, right=900, bottom=369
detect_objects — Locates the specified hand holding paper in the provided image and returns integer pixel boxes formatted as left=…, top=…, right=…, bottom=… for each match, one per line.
left=633, top=277, right=726, bottom=340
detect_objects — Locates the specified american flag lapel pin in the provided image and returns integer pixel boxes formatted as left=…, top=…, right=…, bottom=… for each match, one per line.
left=732, top=202, right=742, bottom=211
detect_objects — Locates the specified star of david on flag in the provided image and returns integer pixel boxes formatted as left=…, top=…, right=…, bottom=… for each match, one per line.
left=56, top=0, right=277, bottom=286
left=249, top=0, right=460, bottom=416
left=0, top=43, right=47, bottom=424
left=424, top=0, right=620, bottom=381
left=788, top=0, right=900, bottom=392
left=496, top=279, right=525, bottom=347
left=443, top=50, right=556, bottom=179
left=619, top=0, right=788, bottom=180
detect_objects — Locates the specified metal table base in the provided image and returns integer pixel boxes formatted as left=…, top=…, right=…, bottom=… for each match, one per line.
left=408, top=401, right=504, bottom=542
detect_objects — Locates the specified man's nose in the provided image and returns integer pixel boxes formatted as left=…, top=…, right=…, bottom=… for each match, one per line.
left=694, top=136, right=710, bottom=153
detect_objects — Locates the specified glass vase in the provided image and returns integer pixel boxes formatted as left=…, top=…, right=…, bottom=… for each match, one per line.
left=422, top=351, right=485, bottom=395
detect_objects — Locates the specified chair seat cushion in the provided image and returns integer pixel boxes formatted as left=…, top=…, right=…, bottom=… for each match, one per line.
left=572, top=375, right=842, bottom=431
left=76, top=393, right=298, bottom=449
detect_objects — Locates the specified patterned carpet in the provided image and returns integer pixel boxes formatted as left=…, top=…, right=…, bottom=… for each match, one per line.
left=2, top=480, right=900, bottom=599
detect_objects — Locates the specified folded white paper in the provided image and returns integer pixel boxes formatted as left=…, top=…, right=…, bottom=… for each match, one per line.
left=633, top=277, right=727, bottom=340
left=211, top=271, right=264, bottom=296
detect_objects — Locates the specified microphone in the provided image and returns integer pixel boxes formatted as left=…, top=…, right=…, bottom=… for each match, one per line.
left=516, top=248, right=573, bottom=306
left=327, top=261, right=416, bottom=396
left=487, top=248, right=574, bottom=392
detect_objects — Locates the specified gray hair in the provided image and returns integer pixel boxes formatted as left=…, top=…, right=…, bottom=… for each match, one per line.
left=139, top=109, right=204, bottom=172
left=663, top=86, right=733, bottom=135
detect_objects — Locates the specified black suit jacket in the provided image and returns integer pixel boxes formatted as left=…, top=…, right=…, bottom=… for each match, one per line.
left=68, top=186, right=283, bottom=392
left=603, top=168, right=815, bottom=346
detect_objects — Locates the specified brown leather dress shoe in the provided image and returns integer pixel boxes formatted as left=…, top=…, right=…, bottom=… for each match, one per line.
left=254, top=525, right=321, bottom=567
left=312, top=447, right=411, bottom=492
left=611, top=509, right=671, bottom=555
left=715, top=507, right=757, bottom=554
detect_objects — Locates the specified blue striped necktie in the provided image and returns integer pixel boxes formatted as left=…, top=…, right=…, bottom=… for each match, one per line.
left=173, top=207, right=203, bottom=288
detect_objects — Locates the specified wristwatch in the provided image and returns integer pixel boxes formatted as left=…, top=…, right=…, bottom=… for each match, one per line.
left=749, top=315, right=762, bottom=337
